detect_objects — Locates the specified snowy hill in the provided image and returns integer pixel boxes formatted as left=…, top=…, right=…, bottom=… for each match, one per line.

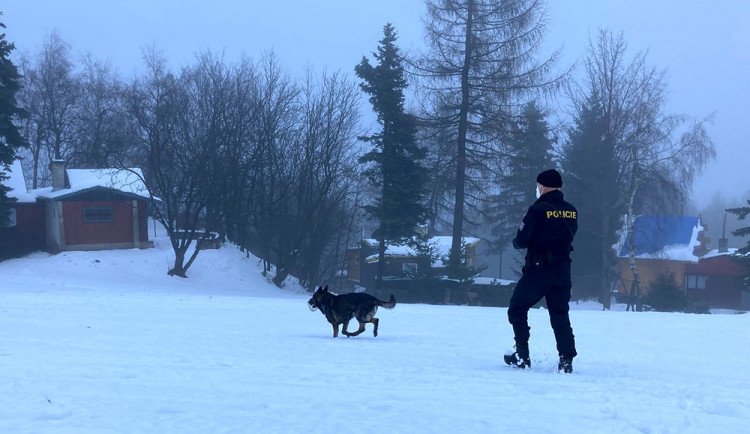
left=0, top=226, right=748, bottom=433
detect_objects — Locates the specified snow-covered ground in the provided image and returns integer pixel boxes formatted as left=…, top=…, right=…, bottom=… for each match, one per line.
left=0, top=224, right=748, bottom=433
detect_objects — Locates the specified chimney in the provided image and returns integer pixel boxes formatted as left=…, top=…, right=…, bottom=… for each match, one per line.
left=718, top=213, right=729, bottom=253
left=692, top=215, right=710, bottom=258
left=50, top=159, right=66, bottom=191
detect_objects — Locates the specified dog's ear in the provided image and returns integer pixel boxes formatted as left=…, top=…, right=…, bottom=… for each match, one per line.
left=323, top=285, right=328, bottom=292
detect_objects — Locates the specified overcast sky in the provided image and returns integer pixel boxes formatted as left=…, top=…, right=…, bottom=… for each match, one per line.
left=3, top=0, right=749, bottom=208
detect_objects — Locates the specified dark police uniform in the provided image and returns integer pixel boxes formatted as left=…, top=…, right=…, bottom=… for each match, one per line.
left=509, top=189, right=578, bottom=361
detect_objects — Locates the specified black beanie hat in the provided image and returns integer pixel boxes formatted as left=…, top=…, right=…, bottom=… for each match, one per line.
left=536, top=169, right=562, bottom=188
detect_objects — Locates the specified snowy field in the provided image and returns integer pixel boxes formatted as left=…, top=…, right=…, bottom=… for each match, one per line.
left=0, top=225, right=748, bottom=433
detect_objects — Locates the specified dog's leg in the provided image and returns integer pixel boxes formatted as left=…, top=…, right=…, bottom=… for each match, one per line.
left=331, top=323, right=339, bottom=338
left=372, top=317, right=379, bottom=337
left=342, top=320, right=352, bottom=338
left=346, top=322, right=367, bottom=337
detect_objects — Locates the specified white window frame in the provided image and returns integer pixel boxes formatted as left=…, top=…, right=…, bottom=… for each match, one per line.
left=402, top=262, right=418, bottom=275
left=6, top=207, right=16, bottom=227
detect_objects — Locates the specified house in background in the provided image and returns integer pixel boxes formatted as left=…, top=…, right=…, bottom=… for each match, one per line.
left=616, top=215, right=747, bottom=310
left=343, top=236, right=515, bottom=306
left=685, top=248, right=747, bottom=310
left=1, top=159, right=154, bottom=257
left=351, top=236, right=481, bottom=289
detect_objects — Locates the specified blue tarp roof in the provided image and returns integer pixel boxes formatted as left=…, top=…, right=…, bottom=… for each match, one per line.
left=619, top=215, right=699, bottom=257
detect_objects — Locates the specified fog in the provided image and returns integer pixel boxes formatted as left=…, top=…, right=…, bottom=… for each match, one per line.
left=4, top=1, right=749, bottom=275
left=5, top=0, right=747, bottom=210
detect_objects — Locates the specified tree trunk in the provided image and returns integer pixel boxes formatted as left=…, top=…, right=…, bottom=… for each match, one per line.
left=450, top=0, right=473, bottom=272
left=376, top=237, right=386, bottom=291
left=600, top=214, right=612, bottom=309
left=498, top=247, right=503, bottom=279
left=626, top=181, right=643, bottom=312
left=169, top=250, right=188, bottom=278
left=182, top=248, right=201, bottom=275
left=272, top=268, right=288, bottom=287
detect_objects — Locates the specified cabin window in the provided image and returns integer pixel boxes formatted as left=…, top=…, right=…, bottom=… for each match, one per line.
left=402, top=263, right=418, bottom=275
left=6, top=208, right=16, bottom=227
left=685, top=274, right=707, bottom=290
left=83, top=206, right=114, bottom=223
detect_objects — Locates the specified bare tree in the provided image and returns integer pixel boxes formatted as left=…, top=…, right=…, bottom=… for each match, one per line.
left=209, top=57, right=260, bottom=253
left=242, top=52, right=300, bottom=283
left=15, top=54, right=48, bottom=188
left=290, top=69, right=361, bottom=288
left=125, top=50, right=228, bottom=277
left=36, top=31, right=78, bottom=162
left=240, top=60, right=362, bottom=289
left=573, top=30, right=715, bottom=310
left=72, top=54, right=128, bottom=168
left=15, top=32, right=79, bottom=187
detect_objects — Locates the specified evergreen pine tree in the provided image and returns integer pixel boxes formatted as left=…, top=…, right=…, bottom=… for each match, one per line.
left=726, top=200, right=750, bottom=288
left=356, top=23, right=430, bottom=289
left=0, top=16, right=26, bottom=226
left=486, top=100, right=554, bottom=278
left=560, top=94, right=624, bottom=305
left=644, top=272, right=688, bottom=312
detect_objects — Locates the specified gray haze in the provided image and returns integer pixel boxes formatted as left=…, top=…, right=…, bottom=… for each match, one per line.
left=4, top=0, right=749, bottom=254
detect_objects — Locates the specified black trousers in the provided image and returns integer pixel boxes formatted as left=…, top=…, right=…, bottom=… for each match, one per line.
left=507, top=262, right=577, bottom=359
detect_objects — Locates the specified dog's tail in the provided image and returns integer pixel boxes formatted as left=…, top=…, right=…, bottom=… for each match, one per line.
left=379, top=294, right=396, bottom=309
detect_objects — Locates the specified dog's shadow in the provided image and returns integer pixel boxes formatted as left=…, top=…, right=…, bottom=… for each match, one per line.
left=298, top=333, right=394, bottom=341
left=298, top=324, right=395, bottom=341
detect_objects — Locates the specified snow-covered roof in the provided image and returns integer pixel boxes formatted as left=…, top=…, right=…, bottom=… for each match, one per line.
left=473, top=276, right=515, bottom=286
left=617, top=215, right=704, bottom=262
left=35, top=168, right=150, bottom=200
left=363, top=236, right=481, bottom=266
left=701, top=248, right=739, bottom=260
left=3, top=159, right=37, bottom=203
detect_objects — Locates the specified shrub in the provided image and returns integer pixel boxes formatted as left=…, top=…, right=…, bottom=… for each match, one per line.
left=645, top=272, right=689, bottom=312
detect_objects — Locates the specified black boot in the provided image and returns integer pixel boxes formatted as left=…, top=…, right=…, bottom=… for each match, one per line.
left=558, top=355, right=573, bottom=373
left=504, top=347, right=531, bottom=369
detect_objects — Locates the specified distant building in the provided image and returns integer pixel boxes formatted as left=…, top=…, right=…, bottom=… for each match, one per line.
left=1, top=160, right=154, bottom=257
left=616, top=215, right=747, bottom=310
left=350, top=236, right=480, bottom=287
left=344, top=236, right=515, bottom=306
left=685, top=249, right=747, bottom=310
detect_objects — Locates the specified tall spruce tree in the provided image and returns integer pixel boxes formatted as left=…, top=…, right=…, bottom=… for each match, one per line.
left=0, top=15, right=26, bottom=226
left=726, top=200, right=750, bottom=289
left=560, top=93, right=623, bottom=306
left=356, top=23, right=430, bottom=289
left=486, top=101, right=554, bottom=278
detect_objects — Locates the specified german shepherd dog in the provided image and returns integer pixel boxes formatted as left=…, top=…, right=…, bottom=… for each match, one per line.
left=308, top=285, right=396, bottom=338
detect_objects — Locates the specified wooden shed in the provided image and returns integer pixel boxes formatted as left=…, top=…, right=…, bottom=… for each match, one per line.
left=1, top=160, right=154, bottom=255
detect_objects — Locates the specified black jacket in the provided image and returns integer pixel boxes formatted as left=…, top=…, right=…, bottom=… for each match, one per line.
left=512, top=190, right=578, bottom=265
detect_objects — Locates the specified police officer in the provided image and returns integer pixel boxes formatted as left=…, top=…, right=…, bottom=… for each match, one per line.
left=504, top=169, right=578, bottom=373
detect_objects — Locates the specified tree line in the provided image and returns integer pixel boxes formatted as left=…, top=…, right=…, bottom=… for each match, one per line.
left=2, top=1, right=737, bottom=300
